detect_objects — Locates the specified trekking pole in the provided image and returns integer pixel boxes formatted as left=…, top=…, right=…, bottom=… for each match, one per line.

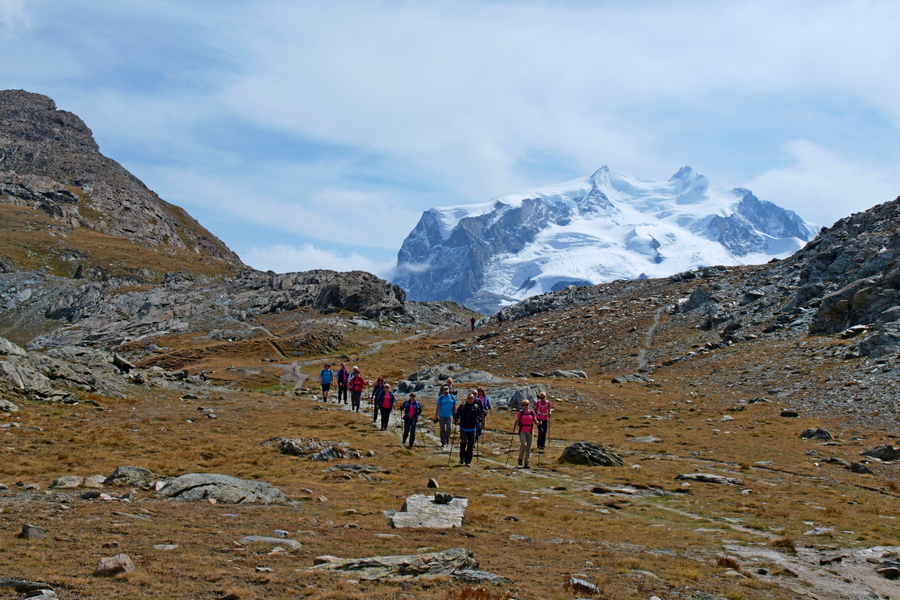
left=446, top=424, right=457, bottom=465
left=504, top=429, right=517, bottom=467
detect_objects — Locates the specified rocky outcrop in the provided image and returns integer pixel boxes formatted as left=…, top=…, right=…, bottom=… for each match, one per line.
left=156, top=473, right=285, bottom=504
left=391, top=494, right=468, bottom=528
left=309, top=547, right=479, bottom=580
left=558, top=442, right=624, bottom=467
left=0, top=90, right=242, bottom=270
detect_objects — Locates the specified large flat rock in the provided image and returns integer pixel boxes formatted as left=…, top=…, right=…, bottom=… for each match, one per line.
left=391, top=494, right=467, bottom=529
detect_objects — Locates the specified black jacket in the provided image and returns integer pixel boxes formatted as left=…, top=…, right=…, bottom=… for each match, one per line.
left=454, top=401, right=482, bottom=430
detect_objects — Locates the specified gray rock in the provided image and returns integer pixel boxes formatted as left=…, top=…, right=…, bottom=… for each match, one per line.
left=569, top=577, right=600, bottom=595
left=17, top=524, right=50, bottom=540
left=0, top=337, right=27, bottom=357
left=94, top=553, right=135, bottom=576
left=309, top=547, right=478, bottom=580
left=675, top=473, right=742, bottom=485
left=427, top=478, right=438, bottom=489
left=850, top=463, right=873, bottom=474
left=157, top=473, right=285, bottom=504
left=49, top=476, right=84, bottom=489
left=450, top=569, right=512, bottom=585
left=0, top=398, right=18, bottom=412
left=545, top=369, right=587, bottom=378
left=239, top=536, right=301, bottom=551
left=612, top=373, right=653, bottom=384
left=391, top=493, right=468, bottom=528
left=433, top=492, right=452, bottom=505
left=627, top=435, right=661, bottom=443
left=800, top=428, right=833, bottom=440
left=558, top=442, right=624, bottom=467
left=104, top=466, right=156, bottom=489
left=861, top=444, right=900, bottom=461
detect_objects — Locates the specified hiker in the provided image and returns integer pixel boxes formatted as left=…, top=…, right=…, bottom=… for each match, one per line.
left=535, top=392, right=553, bottom=450
left=371, top=377, right=386, bottom=423
left=336, top=362, right=350, bottom=404
left=319, top=363, right=334, bottom=402
left=476, top=387, right=491, bottom=435
left=470, top=316, right=476, bottom=332
left=470, top=388, right=484, bottom=440
left=496, top=310, right=504, bottom=325
left=348, top=366, right=367, bottom=412
left=454, top=392, right=482, bottom=466
left=514, top=399, right=537, bottom=468
left=445, top=377, right=457, bottom=398
left=400, top=392, right=422, bottom=448
left=434, top=385, right=456, bottom=446
left=377, top=383, right=396, bottom=431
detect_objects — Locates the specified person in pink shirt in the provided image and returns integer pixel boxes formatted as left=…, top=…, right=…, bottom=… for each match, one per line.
left=534, top=392, right=553, bottom=451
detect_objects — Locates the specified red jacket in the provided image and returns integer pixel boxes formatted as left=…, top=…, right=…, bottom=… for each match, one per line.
left=349, top=374, right=367, bottom=392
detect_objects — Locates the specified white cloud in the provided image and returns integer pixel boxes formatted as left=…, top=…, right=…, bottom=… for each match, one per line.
left=0, top=0, right=30, bottom=34
left=241, top=243, right=396, bottom=279
left=745, top=141, right=900, bottom=228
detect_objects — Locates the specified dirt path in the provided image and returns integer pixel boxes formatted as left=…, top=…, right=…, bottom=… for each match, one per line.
left=637, top=305, right=667, bottom=370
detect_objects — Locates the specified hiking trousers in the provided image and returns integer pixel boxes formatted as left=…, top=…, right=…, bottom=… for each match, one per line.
left=438, top=417, right=453, bottom=445
left=537, top=419, right=549, bottom=449
left=459, top=428, right=477, bottom=465
left=350, top=390, right=362, bottom=412
left=338, top=384, right=348, bottom=403
left=379, top=407, right=392, bottom=430
left=518, top=430, right=533, bottom=465
left=402, top=417, right=418, bottom=446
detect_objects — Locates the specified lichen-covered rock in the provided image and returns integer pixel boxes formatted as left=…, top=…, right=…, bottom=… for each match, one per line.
left=309, top=547, right=478, bottom=580
left=156, top=473, right=284, bottom=504
left=104, top=466, right=156, bottom=489
left=559, top=441, right=624, bottom=467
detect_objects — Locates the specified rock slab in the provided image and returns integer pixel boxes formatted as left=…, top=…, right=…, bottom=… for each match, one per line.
left=310, top=547, right=478, bottom=580
left=157, top=473, right=285, bottom=504
left=391, top=494, right=468, bottom=528
left=558, top=441, right=624, bottom=467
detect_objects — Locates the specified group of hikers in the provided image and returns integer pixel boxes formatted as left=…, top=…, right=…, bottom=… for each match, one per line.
left=318, top=363, right=553, bottom=468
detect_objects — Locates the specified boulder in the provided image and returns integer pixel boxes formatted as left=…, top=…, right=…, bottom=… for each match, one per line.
left=0, top=399, right=18, bottom=412
left=94, top=553, right=135, bottom=576
left=49, top=476, right=84, bottom=489
left=558, top=442, right=624, bottom=467
left=0, top=337, right=27, bottom=357
left=104, top=466, right=156, bottom=489
left=800, top=428, right=833, bottom=440
left=309, top=547, right=478, bottom=580
left=612, top=373, right=653, bottom=384
left=156, top=473, right=285, bottom=504
left=391, top=493, right=468, bottom=528
left=17, top=523, right=50, bottom=540
left=861, top=444, right=900, bottom=462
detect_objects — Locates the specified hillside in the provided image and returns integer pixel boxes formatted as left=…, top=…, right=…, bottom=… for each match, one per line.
left=0, top=90, right=243, bottom=281
left=0, top=196, right=899, bottom=599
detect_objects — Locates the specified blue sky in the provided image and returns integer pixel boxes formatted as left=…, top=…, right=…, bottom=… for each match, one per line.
left=2, top=0, right=899, bottom=278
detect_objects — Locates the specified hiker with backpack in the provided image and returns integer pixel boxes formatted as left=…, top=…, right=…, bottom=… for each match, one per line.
left=454, top=392, right=482, bottom=466
left=535, top=392, right=552, bottom=450
left=476, top=387, right=491, bottom=437
left=377, top=383, right=396, bottom=431
left=434, top=385, right=456, bottom=447
left=336, top=362, right=350, bottom=404
left=371, top=377, right=386, bottom=423
left=348, top=366, right=367, bottom=412
left=514, top=399, right=537, bottom=468
left=400, top=392, right=423, bottom=448
left=318, top=363, right=334, bottom=402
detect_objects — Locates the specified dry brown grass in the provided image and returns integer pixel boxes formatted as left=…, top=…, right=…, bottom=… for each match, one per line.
left=2, top=282, right=898, bottom=599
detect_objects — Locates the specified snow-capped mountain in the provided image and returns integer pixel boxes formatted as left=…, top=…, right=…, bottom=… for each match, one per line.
left=394, top=166, right=819, bottom=312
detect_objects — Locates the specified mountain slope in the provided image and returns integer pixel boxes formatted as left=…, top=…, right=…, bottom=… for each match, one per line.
left=395, top=166, right=817, bottom=312
left=0, top=90, right=243, bottom=280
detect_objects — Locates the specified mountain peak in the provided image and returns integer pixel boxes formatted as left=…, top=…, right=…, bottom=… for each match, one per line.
left=670, top=165, right=697, bottom=181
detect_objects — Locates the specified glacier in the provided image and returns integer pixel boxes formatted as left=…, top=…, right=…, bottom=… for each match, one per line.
left=394, top=166, right=819, bottom=313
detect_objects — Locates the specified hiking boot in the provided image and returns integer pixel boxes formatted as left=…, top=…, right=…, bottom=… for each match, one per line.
left=524, top=463, right=530, bottom=469
left=517, top=459, right=522, bottom=466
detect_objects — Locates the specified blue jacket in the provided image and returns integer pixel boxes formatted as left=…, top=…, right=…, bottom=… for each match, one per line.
left=436, top=394, right=456, bottom=418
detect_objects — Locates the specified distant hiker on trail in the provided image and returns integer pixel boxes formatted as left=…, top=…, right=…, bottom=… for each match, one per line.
left=514, top=399, right=536, bottom=468
left=454, top=392, right=482, bottom=466
left=434, top=385, right=456, bottom=447
left=336, top=362, right=350, bottom=404
left=535, top=392, right=553, bottom=451
left=348, top=366, right=367, bottom=412
left=470, top=316, right=476, bottom=332
left=401, top=392, right=422, bottom=448
left=318, top=363, right=334, bottom=402
left=377, top=383, right=396, bottom=431
left=371, top=377, right=386, bottom=423
left=496, top=311, right=504, bottom=325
